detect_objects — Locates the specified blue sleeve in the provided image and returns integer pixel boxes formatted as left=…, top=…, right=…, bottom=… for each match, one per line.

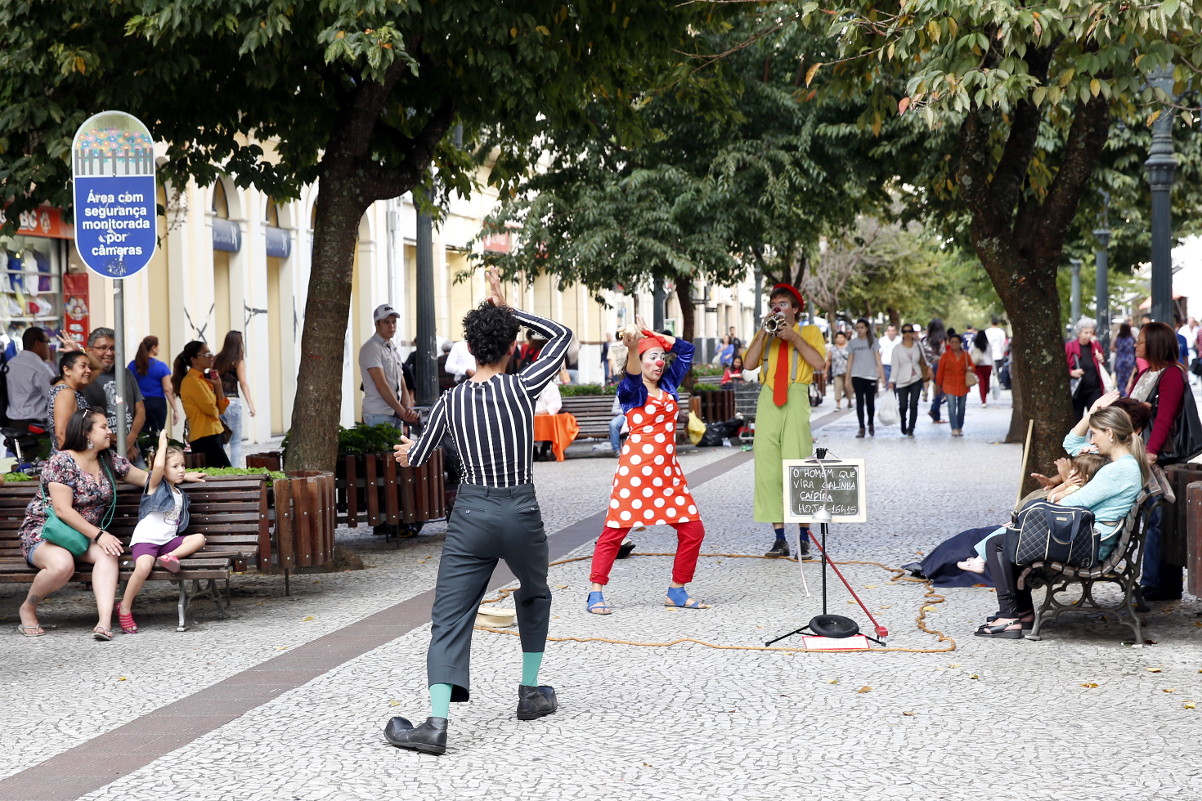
left=1062, top=432, right=1089, bottom=456
left=1057, top=459, right=1141, bottom=514
left=617, top=373, right=647, bottom=412
left=661, top=339, right=694, bottom=398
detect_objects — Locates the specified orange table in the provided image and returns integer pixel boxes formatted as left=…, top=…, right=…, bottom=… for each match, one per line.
left=533, top=412, right=580, bottom=461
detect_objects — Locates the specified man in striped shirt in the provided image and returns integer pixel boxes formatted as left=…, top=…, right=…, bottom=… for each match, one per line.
left=384, top=268, right=571, bottom=755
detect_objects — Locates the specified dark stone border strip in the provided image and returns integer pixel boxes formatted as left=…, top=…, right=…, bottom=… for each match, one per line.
left=0, top=421, right=830, bottom=801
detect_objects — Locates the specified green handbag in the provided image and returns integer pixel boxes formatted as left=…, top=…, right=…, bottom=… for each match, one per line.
left=39, top=463, right=117, bottom=557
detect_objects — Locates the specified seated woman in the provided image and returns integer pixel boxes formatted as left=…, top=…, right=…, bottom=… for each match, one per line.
left=15, top=409, right=203, bottom=639
left=912, top=396, right=1150, bottom=588
left=50, top=351, right=93, bottom=452
left=721, top=355, right=746, bottom=388
left=975, top=394, right=1146, bottom=639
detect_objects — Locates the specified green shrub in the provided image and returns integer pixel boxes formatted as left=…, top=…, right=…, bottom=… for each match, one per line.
left=560, top=383, right=616, bottom=396
left=199, top=466, right=287, bottom=481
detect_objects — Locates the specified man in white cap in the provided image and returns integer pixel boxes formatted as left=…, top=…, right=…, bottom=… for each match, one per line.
left=359, top=304, right=420, bottom=430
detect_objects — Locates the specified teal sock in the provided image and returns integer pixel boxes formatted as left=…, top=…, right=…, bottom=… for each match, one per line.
left=429, top=683, right=452, bottom=719
left=521, top=652, right=544, bottom=687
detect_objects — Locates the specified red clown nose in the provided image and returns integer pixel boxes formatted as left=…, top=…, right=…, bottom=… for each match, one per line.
left=654, top=359, right=665, bottom=368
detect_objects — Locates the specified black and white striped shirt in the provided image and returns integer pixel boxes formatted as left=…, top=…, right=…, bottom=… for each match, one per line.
left=407, top=309, right=571, bottom=487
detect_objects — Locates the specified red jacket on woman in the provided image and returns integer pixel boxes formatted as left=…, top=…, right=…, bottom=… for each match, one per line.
left=1136, top=364, right=1187, bottom=457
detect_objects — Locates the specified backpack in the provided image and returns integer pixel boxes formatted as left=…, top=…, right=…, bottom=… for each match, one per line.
left=1003, top=500, right=1097, bottom=568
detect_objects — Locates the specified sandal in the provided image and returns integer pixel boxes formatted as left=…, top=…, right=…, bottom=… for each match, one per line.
left=16, top=623, right=45, bottom=637
left=987, top=612, right=1034, bottom=631
left=92, top=626, right=114, bottom=642
left=586, top=591, right=612, bottom=615
left=118, top=607, right=138, bottom=634
left=973, top=619, right=1024, bottom=639
left=157, top=554, right=181, bottom=574
left=665, top=587, right=710, bottom=609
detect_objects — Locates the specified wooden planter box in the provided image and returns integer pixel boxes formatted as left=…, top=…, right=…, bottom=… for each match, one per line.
left=691, top=388, right=736, bottom=423
left=272, top=470, right=337, bottom=571
left=335, top=450, right=446, bottom=529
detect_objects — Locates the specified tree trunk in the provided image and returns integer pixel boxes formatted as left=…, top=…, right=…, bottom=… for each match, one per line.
left=285, top=178, right=372, bottom=473
left=676, top=279, right=697, bottom=390
left=984, top=254, right=1074, bottom=495
left=957, top=91, right=1110, bottom=497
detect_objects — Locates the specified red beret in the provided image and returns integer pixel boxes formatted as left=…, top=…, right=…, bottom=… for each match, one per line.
left=771, top=283, right=805, bottom=310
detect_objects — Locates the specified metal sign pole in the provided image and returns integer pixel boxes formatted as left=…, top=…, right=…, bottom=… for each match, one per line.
left=114, top=280, right=127, bottom=459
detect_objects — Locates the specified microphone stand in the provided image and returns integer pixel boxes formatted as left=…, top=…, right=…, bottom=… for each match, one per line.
left=765, top=448, right=884, bottom=647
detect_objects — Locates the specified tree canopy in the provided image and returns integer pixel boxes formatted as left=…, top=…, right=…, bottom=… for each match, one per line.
left=782, top=0, right=1202, bottom=483
left=0, top=0, right=718, bottom=470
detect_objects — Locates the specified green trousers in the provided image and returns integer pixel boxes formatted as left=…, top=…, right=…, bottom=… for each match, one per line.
left=753, top=383, right=813, bottom=523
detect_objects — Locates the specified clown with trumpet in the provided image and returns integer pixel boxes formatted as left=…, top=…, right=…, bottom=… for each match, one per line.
left=742, top=284, right=827, bottom=560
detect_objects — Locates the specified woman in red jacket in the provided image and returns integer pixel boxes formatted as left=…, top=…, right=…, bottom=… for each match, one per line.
left=1129, top=321, right=1188, bottom=600
left=1066, top=317, right=1106, bottom=420
left=935, top=333, right=972, bottom=437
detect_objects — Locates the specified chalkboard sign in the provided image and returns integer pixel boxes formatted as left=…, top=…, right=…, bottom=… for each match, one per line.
left=782, top=458, right=866, bottom=524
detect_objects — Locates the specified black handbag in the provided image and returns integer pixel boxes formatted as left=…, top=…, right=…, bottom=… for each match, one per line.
left=1150, top=365, right=1202, bottom=465
left=1003, top=500, right=1097, bottom=568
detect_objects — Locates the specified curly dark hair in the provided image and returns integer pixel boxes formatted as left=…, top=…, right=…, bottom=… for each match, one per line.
left=463, top=302, right=520, bottom=367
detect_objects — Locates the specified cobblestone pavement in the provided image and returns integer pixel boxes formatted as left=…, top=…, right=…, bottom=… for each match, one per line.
left=2, top=392, right=1201, bottom=800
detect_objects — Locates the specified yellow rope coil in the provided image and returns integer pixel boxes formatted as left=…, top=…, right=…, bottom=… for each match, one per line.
left=476, top=553, right=958, bottom=653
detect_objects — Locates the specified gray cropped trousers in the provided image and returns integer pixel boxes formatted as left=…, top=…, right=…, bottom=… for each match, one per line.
left=427, top=482, right=551, bottom=702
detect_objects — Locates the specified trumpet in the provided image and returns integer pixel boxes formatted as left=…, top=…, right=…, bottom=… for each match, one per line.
left=762, top=313, right=787, bottom=334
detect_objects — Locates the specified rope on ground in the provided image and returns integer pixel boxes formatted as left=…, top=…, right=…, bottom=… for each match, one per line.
left=475, top=552, right=957, bottom=654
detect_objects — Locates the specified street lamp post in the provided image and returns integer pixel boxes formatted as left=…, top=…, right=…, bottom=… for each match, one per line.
left=1145, top=65, right=1178, bottom=325
left=1070, top=258, right=1082, bottom=325
left=1094, top=191, right=1111, bottom=353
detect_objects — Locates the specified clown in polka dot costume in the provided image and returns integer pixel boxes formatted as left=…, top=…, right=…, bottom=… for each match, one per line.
left=587, top=317, right=708, bottom=614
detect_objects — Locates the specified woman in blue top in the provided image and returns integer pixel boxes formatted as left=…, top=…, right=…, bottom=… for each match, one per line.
left=130, top=336, right=180, bottom=439
left=976, top=392, right=1146, bottom=638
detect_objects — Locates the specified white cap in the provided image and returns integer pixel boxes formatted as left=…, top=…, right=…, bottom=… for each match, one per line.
left=373, top=304, right=399, bottom=323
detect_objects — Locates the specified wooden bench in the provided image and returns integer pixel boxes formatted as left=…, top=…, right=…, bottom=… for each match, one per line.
left=560, top=391, right=691, bottom=442
left=0, top=474, right=269, bottom=631
left=1018, top=493, right=1151, bottom=643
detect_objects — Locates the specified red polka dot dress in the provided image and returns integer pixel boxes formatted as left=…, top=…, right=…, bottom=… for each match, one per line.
left=604, top=391, right=699, bottom=528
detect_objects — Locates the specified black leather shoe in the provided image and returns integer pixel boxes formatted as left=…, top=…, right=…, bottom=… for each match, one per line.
left=517, top=685, right=558, bottom=720
left=384, top=716, right=448, bottom=754
left=616, top=540, right=636, bottom=559
left=764, top=540, right=790, bottom=558
left=797, top=537, right=813, bottom=561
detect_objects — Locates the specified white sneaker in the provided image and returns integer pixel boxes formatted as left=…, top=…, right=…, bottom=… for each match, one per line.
left=956, top=557, right=987, bottom=574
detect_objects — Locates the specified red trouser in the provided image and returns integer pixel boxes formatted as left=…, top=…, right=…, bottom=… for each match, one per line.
left=974, top=365, right=992, bottom=404
left=589, top=520, right=706, bottom=586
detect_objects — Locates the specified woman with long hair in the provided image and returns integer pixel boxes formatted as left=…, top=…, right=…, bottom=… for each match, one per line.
left=974, top=399, right=1146, bottom=638
left=1111, top=321, right=1137, bottom=396
left=49, top=351, right=92, bottom=452
left=721, top=355, right=745, bottom=387
left=843, top=318, right=885, bottom=437
left=15, top=409, right=200, bottom=639
left=129, top=335, right=181, bottom=438
left=213, top=330, right=257, bottom=467
left=1129, top=321, right=1190, bottom=600
left=970, top=329, right=993, bottom=406
left=173, top=341, right=231, bottom=468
